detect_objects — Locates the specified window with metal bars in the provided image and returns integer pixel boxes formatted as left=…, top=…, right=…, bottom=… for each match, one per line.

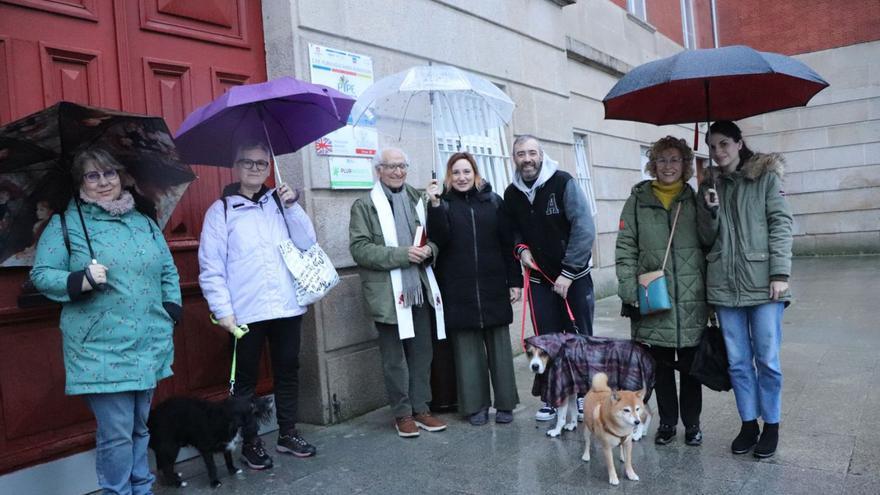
left=432, top=93, right=513, bottom=190
left=573, top=134, right=598, bottom=217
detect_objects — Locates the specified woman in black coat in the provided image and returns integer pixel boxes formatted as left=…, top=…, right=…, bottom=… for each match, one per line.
left=426, top=152, right=522, bottom=425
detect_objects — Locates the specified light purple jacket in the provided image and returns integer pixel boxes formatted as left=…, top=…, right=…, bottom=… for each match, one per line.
left=198, top=188, right=316, bottom=325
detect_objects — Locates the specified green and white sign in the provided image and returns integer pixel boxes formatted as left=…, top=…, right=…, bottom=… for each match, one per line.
left=329, top=157, right=374, bottom=189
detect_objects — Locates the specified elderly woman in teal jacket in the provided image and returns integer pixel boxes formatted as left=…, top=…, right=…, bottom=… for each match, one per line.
left=31, top=148, right=181, bottom=495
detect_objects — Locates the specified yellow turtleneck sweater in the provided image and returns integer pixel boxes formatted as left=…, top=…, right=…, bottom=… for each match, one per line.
left=651, top=180, right=683, bottom=210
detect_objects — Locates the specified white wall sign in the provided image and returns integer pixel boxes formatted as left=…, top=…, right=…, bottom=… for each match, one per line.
left=308, top=44, right=377, bottom=158
left=329, top=156, right=374, bottom=189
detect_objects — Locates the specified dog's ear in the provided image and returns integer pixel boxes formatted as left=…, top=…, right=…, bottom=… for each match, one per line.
left=636, top=388, right=646, bottom=399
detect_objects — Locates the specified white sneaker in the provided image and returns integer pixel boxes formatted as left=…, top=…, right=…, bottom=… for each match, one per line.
left=535, top=402, right=557, bottom=421
left=577, top=396, right=585, bottom=422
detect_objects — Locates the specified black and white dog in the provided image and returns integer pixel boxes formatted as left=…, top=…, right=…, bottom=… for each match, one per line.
left=148, top=396, right=273, bottom=488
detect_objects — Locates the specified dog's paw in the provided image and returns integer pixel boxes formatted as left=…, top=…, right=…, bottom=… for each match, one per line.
left=581, top=452, right=590, bottom=462
left=626, top=470, right=639, bottom=481
left=609, top=476, right=620, bottom=486
left=564, top=422, right=577, bottom=432
left=546, top=429, right=562, bottom=438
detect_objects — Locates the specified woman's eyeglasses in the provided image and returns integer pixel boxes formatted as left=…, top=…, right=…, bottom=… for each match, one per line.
left=236, top=159, right=270, bottom=171
left=83, top=169, right=119, bottom=184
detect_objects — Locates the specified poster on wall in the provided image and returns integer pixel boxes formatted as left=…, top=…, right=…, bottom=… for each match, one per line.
left=329, top=157, right=374, bottom=189
left=308, top=44, right=378, bottom=162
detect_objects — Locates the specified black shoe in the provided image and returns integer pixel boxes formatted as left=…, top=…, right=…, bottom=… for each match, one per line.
left=753, top=423, right=778, bottom=458
left=655, top=424, right=676, bottom=445
left=685, top=425, right=703, bottom=446
left=277, top=430, right=317, bottom=457
left=241, top=440, right=273, bottom=469
left=468, top=408, right=489, bottom=426
left=731, top=420, right=760, bottom=454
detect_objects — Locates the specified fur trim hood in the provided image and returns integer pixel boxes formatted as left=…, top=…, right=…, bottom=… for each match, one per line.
left=740, top=152, right=785, bottom=181
left=703, top=152, right=785, bottom=185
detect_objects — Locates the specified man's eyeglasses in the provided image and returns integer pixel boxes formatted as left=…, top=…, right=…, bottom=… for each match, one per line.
left=83, top=169, right=119, bottom=184
left=236, top=159, right=270, bottom=171
left=380, top=162, right=409, bottom=171
left=655, top=157, right=683, bottom=166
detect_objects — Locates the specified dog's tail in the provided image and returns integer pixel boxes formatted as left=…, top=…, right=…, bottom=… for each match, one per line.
left=591, top=372, right=610, bottom=392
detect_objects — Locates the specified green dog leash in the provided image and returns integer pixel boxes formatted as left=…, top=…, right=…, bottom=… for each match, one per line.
left=210, top=314, right=249, bottom=394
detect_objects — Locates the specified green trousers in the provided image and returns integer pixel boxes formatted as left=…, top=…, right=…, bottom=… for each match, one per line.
left=450, top=325, right=520, bottom=416
left=375, top=303, right=434, bottom=418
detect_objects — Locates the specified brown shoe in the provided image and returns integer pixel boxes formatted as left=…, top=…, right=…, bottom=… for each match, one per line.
left=395, top=416, right=419, bottom=438
left=413, top=412, right=447, bottom=432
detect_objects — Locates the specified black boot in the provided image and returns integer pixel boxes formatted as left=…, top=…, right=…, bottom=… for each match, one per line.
left=754, top=423, right=779, bottom=458
left=731, top=420, right=760, bottom=454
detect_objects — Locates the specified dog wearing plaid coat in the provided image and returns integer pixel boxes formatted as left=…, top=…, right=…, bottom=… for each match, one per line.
left=525, top=333, right=655, bottom=439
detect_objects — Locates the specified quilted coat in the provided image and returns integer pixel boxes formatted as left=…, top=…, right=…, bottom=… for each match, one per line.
left=615, top=181, right=708, bottom=348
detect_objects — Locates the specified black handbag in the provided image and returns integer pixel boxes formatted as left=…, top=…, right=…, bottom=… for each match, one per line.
left=690, top=323, right=732, bottom=392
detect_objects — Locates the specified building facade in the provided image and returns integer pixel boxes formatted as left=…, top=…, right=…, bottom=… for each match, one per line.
left=1, top=0, right=877, bottom=491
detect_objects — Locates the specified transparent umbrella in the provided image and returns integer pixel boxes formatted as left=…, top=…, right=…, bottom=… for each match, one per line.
left=350, top=64, right=515, bottom=175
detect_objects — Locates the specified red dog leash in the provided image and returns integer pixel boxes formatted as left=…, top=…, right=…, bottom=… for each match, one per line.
left=517, top=244, right=577, bottom=350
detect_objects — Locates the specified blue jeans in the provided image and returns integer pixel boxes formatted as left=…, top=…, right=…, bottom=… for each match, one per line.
left=83, top=389, right=155, bottom=495
left=716, top=303, right=784, bottom=423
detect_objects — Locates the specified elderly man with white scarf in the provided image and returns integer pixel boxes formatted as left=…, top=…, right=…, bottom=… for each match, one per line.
left=349, top=147, right=448, bottom=438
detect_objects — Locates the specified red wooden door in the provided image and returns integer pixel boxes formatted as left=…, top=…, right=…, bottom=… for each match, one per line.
left=0, top=0, right=269, bottom=474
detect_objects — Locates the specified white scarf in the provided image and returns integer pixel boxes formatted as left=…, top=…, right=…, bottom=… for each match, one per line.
left=370, top=183, right=446, bottom=341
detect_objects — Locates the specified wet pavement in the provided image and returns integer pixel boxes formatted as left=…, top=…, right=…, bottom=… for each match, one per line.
left=153, top=256, right=880, bottom=494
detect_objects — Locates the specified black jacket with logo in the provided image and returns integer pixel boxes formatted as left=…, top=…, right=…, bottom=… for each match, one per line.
left=504, top=165, right=595, bottom=281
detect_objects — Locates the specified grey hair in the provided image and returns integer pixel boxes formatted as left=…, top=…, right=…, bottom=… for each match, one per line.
left=71, top=148, right=132, bottom=188
left=512, top=134, right=544, bottom=153
left=373, top=147, right=410, bottom=168
left=234, top=141, right=271, bottom=163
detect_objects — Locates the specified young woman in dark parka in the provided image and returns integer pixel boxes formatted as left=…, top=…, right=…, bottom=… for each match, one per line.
left=426, top=152, right=522, bottom=426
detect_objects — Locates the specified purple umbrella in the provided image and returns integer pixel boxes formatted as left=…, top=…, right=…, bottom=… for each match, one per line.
left=174, top=77, right=356, bottom=169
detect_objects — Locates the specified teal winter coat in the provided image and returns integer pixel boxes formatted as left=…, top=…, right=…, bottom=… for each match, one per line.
left=615, top=182, right=709, bottom=348
left=31, top=198, right=181, bottom=395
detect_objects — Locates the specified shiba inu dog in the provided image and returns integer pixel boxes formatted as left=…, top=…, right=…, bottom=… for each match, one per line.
left=581, top=372, right=645, bottom=486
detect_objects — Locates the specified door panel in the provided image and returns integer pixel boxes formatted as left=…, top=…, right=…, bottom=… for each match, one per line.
left=139, top=0, right=249, bottom=47
left=39, top=43, right=104, bottom=106
left=0, top=0, right=268, bottom=474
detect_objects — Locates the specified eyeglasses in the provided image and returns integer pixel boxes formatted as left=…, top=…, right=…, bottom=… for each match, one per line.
left=236, top=159, right=270, bottom=171
left=655, top=157, right=684, bottom=166
left=380, top=162, right=409, bottom=171
left=82, top=169, right=119, bottom=184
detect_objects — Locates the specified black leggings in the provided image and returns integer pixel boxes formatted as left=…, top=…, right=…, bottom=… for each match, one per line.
left=648, top=345, right=702, bottom=428
left=232, top=316, right=303, bottom=440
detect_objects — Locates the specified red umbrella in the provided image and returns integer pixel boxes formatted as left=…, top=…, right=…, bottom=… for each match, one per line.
left=603, top=45, right=829, bottom=148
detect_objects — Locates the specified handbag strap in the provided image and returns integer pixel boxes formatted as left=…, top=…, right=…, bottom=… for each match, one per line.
left=660, top=203, right=683, bottom=271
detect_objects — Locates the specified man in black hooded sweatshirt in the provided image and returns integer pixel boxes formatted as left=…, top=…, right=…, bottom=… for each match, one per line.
left=504, top=134, right=596, bottom=422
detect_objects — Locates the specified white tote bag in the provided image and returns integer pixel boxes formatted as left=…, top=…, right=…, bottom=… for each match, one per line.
left=278, top=239, right=339, bottom=305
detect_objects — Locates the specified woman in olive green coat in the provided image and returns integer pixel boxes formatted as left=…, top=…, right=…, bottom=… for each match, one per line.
left=616, top=136, right=709, bottom=447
